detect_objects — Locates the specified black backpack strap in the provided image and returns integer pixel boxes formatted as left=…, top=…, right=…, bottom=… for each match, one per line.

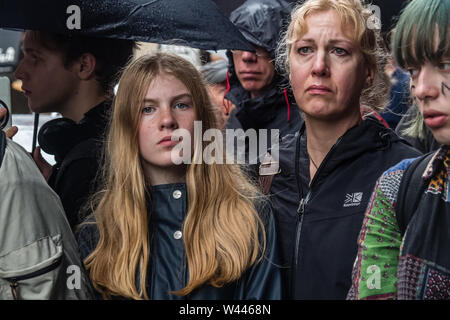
left=0, top=130, right=6, bottom=168
left=396, top=152, right=434, bottom=235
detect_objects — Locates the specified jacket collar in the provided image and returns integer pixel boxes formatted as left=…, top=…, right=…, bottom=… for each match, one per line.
left=146, top=183, right=187, bottom=218
left=38, top=100, right=111, bottom=162
left=423, top=146, right=450, bottom=180
left=298, top=117, right=402, bottom=185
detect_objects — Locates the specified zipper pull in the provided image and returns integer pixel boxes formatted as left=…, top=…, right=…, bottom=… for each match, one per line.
left=297, top=198, right=305, bottom=214
left=297, top=192, right=311, bottom=214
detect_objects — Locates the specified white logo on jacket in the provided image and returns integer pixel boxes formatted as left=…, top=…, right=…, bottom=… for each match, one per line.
left=343, top=192, right=363, bottom=207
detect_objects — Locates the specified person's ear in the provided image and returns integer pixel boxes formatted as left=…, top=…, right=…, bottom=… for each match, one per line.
left=76, top=53, right=97, bottom=80
left=365, top=66, right=375, bottom=88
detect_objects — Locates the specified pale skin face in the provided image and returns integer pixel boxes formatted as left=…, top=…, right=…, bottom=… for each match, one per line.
left=14, top=31, right=80, bottom=114
left=138, top=72, right=196, bottom=185
left=289, top=10, right=370, bottom=124
left=288, top=9, right=373, bottom=181
left=232, top=46, right=275, bottom=99
left=403, top=31, right=450, bottom=145
left=408, top=58, right=450, bottom=145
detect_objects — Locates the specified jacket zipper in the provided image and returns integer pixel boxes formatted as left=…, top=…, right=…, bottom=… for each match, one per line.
left=4, top=258, right=62, bottom=300
left=294, top=192, right=310, bottom=269
left=291, top=131, right=304, bottom=296
left=291, top=129, right=343, bottom=296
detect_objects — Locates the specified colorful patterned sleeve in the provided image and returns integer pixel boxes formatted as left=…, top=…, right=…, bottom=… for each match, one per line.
left=347, top=158, right=417, bottom=300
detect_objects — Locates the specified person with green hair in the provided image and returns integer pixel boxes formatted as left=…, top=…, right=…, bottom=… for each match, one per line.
left=348, top=0, right=450, bottom=300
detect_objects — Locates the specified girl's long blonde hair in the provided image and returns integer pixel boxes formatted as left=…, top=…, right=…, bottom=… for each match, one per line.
left=83, top=53, right=265, bottom=299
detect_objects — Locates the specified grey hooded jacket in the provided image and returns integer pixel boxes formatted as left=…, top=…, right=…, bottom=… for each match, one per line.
left=0, top=134, right=94, bottom=299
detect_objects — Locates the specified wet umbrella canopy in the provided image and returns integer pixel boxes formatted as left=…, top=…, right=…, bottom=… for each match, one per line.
left=0, top=0, right=253, bottom=51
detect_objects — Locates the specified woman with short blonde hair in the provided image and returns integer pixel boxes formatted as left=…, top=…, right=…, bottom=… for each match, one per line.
left=277, top=0, right=390, bottom=113
left=266, top=0, right=420, bottom=299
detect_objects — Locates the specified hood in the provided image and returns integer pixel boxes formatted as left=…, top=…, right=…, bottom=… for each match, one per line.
left=229, top=0, right=292, bottom=57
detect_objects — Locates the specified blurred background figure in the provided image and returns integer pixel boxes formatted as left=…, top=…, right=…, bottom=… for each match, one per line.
left=225, top=0, right=303, bottom=156
left=380, top=56, right=410, bottom=129
left=14, top=30, right=135, bottom=230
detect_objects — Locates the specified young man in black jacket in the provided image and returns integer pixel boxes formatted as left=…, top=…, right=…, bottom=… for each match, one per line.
left=15, top=31, right=135, bottom=229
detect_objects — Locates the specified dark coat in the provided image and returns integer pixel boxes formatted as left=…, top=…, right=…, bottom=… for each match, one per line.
left=38, top=100, right=110, bottom=229
left=77, top=183, right=283, bottom=300
left=268, top=117, right=422, bottom=299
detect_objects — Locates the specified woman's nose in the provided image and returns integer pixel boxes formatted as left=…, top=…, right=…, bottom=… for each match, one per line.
left=414, top=65, right=440, bottom=102
left=311, top=52, right=329, bottom=77
left=159, top=108, right=178, bottom=130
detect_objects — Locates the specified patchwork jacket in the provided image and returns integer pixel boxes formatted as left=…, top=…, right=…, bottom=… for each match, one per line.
left=348, top=146, right=450, bottom=299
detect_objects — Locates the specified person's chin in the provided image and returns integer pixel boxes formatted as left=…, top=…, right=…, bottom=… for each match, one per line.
left=28, top=101, right=52, bottom=114
left=301, top=102, right=331, bottom=117
left=431, top=126, right=450, bottom=146
left=241, top=80, right=263, bottom=92
left=28, top=103, right=43, bottom=114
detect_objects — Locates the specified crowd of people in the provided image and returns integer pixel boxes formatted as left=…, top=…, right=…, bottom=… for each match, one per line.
left=0, top=0, right=448, bottom=300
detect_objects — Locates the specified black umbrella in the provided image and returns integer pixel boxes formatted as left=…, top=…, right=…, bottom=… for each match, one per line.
left=0, top=0, right=253, bottom=52
left=213, top=0, right=406, bottom=33
left=0, top=0, right=255, bottom=153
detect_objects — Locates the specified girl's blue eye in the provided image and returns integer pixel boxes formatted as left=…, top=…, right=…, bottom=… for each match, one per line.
left=142, top=106, right=155, bottom=114
left=175, top=103, right=188, bottom=109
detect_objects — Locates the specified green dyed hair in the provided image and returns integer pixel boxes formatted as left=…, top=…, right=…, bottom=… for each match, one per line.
left=393, top=0, right=450, bottom=69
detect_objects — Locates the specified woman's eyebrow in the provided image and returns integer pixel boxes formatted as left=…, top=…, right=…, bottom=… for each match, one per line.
left=171, top=93, right=192, bottom=101
left=328, top=39, right=354, bottom=46
left=296, top=38, right=353, bottom=46
left=297, top=38, right=315, bottom=43
left=143, top=93, right=192, bottom=103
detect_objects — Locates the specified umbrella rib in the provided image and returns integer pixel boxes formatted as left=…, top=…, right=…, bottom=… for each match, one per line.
left=128, top=0, right=160, bottom=17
